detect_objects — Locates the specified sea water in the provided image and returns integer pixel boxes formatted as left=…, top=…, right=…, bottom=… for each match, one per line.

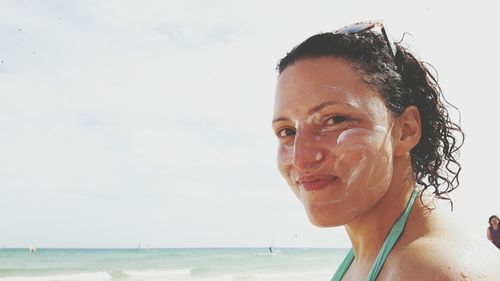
left=0, top=248, right=348, bottom=281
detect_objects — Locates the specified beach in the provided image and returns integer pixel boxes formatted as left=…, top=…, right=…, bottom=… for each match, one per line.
left=0, top=248, right=347, bottom=281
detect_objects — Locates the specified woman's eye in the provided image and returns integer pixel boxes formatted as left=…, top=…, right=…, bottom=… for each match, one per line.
left=325, top=115, right=347, bottom=125
left=277, top=128, right=296, bottom=138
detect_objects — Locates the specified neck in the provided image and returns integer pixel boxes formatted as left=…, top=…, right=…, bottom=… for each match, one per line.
left=344, top=155, right=415, bottom=265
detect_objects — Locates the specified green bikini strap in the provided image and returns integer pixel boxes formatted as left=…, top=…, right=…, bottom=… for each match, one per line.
left=365, top=186, right=419, bottom=280
left=330, top=248, right=354, bottom=281
left=331, top=186, right=419, bottom=281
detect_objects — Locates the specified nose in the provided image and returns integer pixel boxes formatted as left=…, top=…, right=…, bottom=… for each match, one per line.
left=292, top=130, right=326, bottom=171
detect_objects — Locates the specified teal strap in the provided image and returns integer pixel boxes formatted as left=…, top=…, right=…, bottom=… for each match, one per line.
left=331, top=187, right=419, bottom=281
left=330, top=248, right=354, bottom=281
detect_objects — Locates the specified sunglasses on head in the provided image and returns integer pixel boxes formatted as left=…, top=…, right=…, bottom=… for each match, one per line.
left=334, top=21, right=397, bottom=58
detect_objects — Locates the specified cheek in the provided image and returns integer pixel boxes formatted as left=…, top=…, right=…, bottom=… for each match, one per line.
left=334, top=128, right=393, bottom=190
left=277, top=144, right=302, bottom=198
left=277, top=144, right=293, bottom=175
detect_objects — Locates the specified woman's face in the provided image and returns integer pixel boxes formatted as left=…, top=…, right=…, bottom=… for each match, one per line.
left=491, top=217, right=499, bottom=226
left=273, top=57, right=396, bottom=227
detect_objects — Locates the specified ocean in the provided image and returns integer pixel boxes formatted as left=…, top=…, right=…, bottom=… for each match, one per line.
left=0, top=248, right=348, bottom=281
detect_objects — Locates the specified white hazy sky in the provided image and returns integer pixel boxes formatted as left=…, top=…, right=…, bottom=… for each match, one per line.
left=1, top=0, right=498, bottom=248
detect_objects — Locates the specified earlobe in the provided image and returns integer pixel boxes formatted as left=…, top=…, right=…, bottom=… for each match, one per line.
left=394, top=106, right=421, bottom=156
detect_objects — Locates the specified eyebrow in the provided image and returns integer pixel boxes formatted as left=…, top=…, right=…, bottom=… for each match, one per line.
left=307, top=100, right=339, bottom=116
left=272, top=100, right=339, bottom=124
left=271, top=116, right=290, bottom=124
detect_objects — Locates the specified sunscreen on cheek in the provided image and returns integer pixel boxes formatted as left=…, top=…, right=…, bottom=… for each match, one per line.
left=347, top=155, right=368, bottom=188
left=333, top=127, right=392, bottom=191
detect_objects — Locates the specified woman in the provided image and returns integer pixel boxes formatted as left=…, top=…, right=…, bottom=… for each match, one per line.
left=487, top=215, right=500, bottom=249
left=272, top=21, right=500, bottom=280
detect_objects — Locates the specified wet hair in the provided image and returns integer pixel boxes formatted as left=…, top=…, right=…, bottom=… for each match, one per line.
left=489, top=215, right=499, bottom=227
left=276, top=30, right=464, bottom=207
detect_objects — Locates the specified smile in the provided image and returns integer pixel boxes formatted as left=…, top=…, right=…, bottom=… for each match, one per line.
left=297, top=175, right=339, bottom=192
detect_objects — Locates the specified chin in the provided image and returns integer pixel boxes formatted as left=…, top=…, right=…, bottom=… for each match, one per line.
left=306, top=210, right=348, bottom=228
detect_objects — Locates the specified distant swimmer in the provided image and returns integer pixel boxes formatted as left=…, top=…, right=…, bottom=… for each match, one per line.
left=269, top=246, right=273, bottom=253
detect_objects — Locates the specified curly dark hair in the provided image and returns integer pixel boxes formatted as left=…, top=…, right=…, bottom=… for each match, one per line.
left=489, top=215, right=499, bottom=227
left=276, top=30, right=464, bottom=207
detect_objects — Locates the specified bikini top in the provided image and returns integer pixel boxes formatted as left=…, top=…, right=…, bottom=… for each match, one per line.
left=331, top=186, right=419, bottom=281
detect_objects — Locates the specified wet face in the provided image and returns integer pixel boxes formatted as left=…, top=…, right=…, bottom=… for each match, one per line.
left=273, top=57, right=396, bottom=227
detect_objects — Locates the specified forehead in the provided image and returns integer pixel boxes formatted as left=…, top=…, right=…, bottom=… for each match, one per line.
left=274, top=57, right=384, bottom=116
left=278, top=57, right=365, bottom=90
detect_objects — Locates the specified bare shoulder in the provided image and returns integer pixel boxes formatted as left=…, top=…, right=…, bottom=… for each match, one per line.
left=381, top=236, right=500, bottom=281
left=376, top=194, right=500, bottom=280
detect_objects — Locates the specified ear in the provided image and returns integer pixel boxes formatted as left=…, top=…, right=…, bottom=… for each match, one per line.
left=393, top=105, right=421, bottom=156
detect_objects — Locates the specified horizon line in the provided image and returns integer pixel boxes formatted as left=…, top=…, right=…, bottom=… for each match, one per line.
left=0, top=246, right=348, bottom=250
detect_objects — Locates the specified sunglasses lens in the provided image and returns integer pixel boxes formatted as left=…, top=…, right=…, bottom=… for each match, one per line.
left=335, top=22, right=375, bottom=34
left=334, top=21, right=396, bottom=58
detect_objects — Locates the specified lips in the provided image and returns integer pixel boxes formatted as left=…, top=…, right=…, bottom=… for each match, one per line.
left=296, top=174, right=338, bottom=191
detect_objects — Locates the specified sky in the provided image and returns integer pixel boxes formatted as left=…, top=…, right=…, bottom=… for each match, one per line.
left=0, top=0, right=498, bottom=248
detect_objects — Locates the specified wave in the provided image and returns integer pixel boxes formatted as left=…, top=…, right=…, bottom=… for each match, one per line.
left=108, top=270, right=129, bottom=280
left=0, top=269, right=52, bottom=278
left=0, top=268, right=333, bottom=281
left=0, top=269, right=191, bottom=281
left=122, top=269, right=192, bottom=280
left=0, top=271, right=110, bottom=281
